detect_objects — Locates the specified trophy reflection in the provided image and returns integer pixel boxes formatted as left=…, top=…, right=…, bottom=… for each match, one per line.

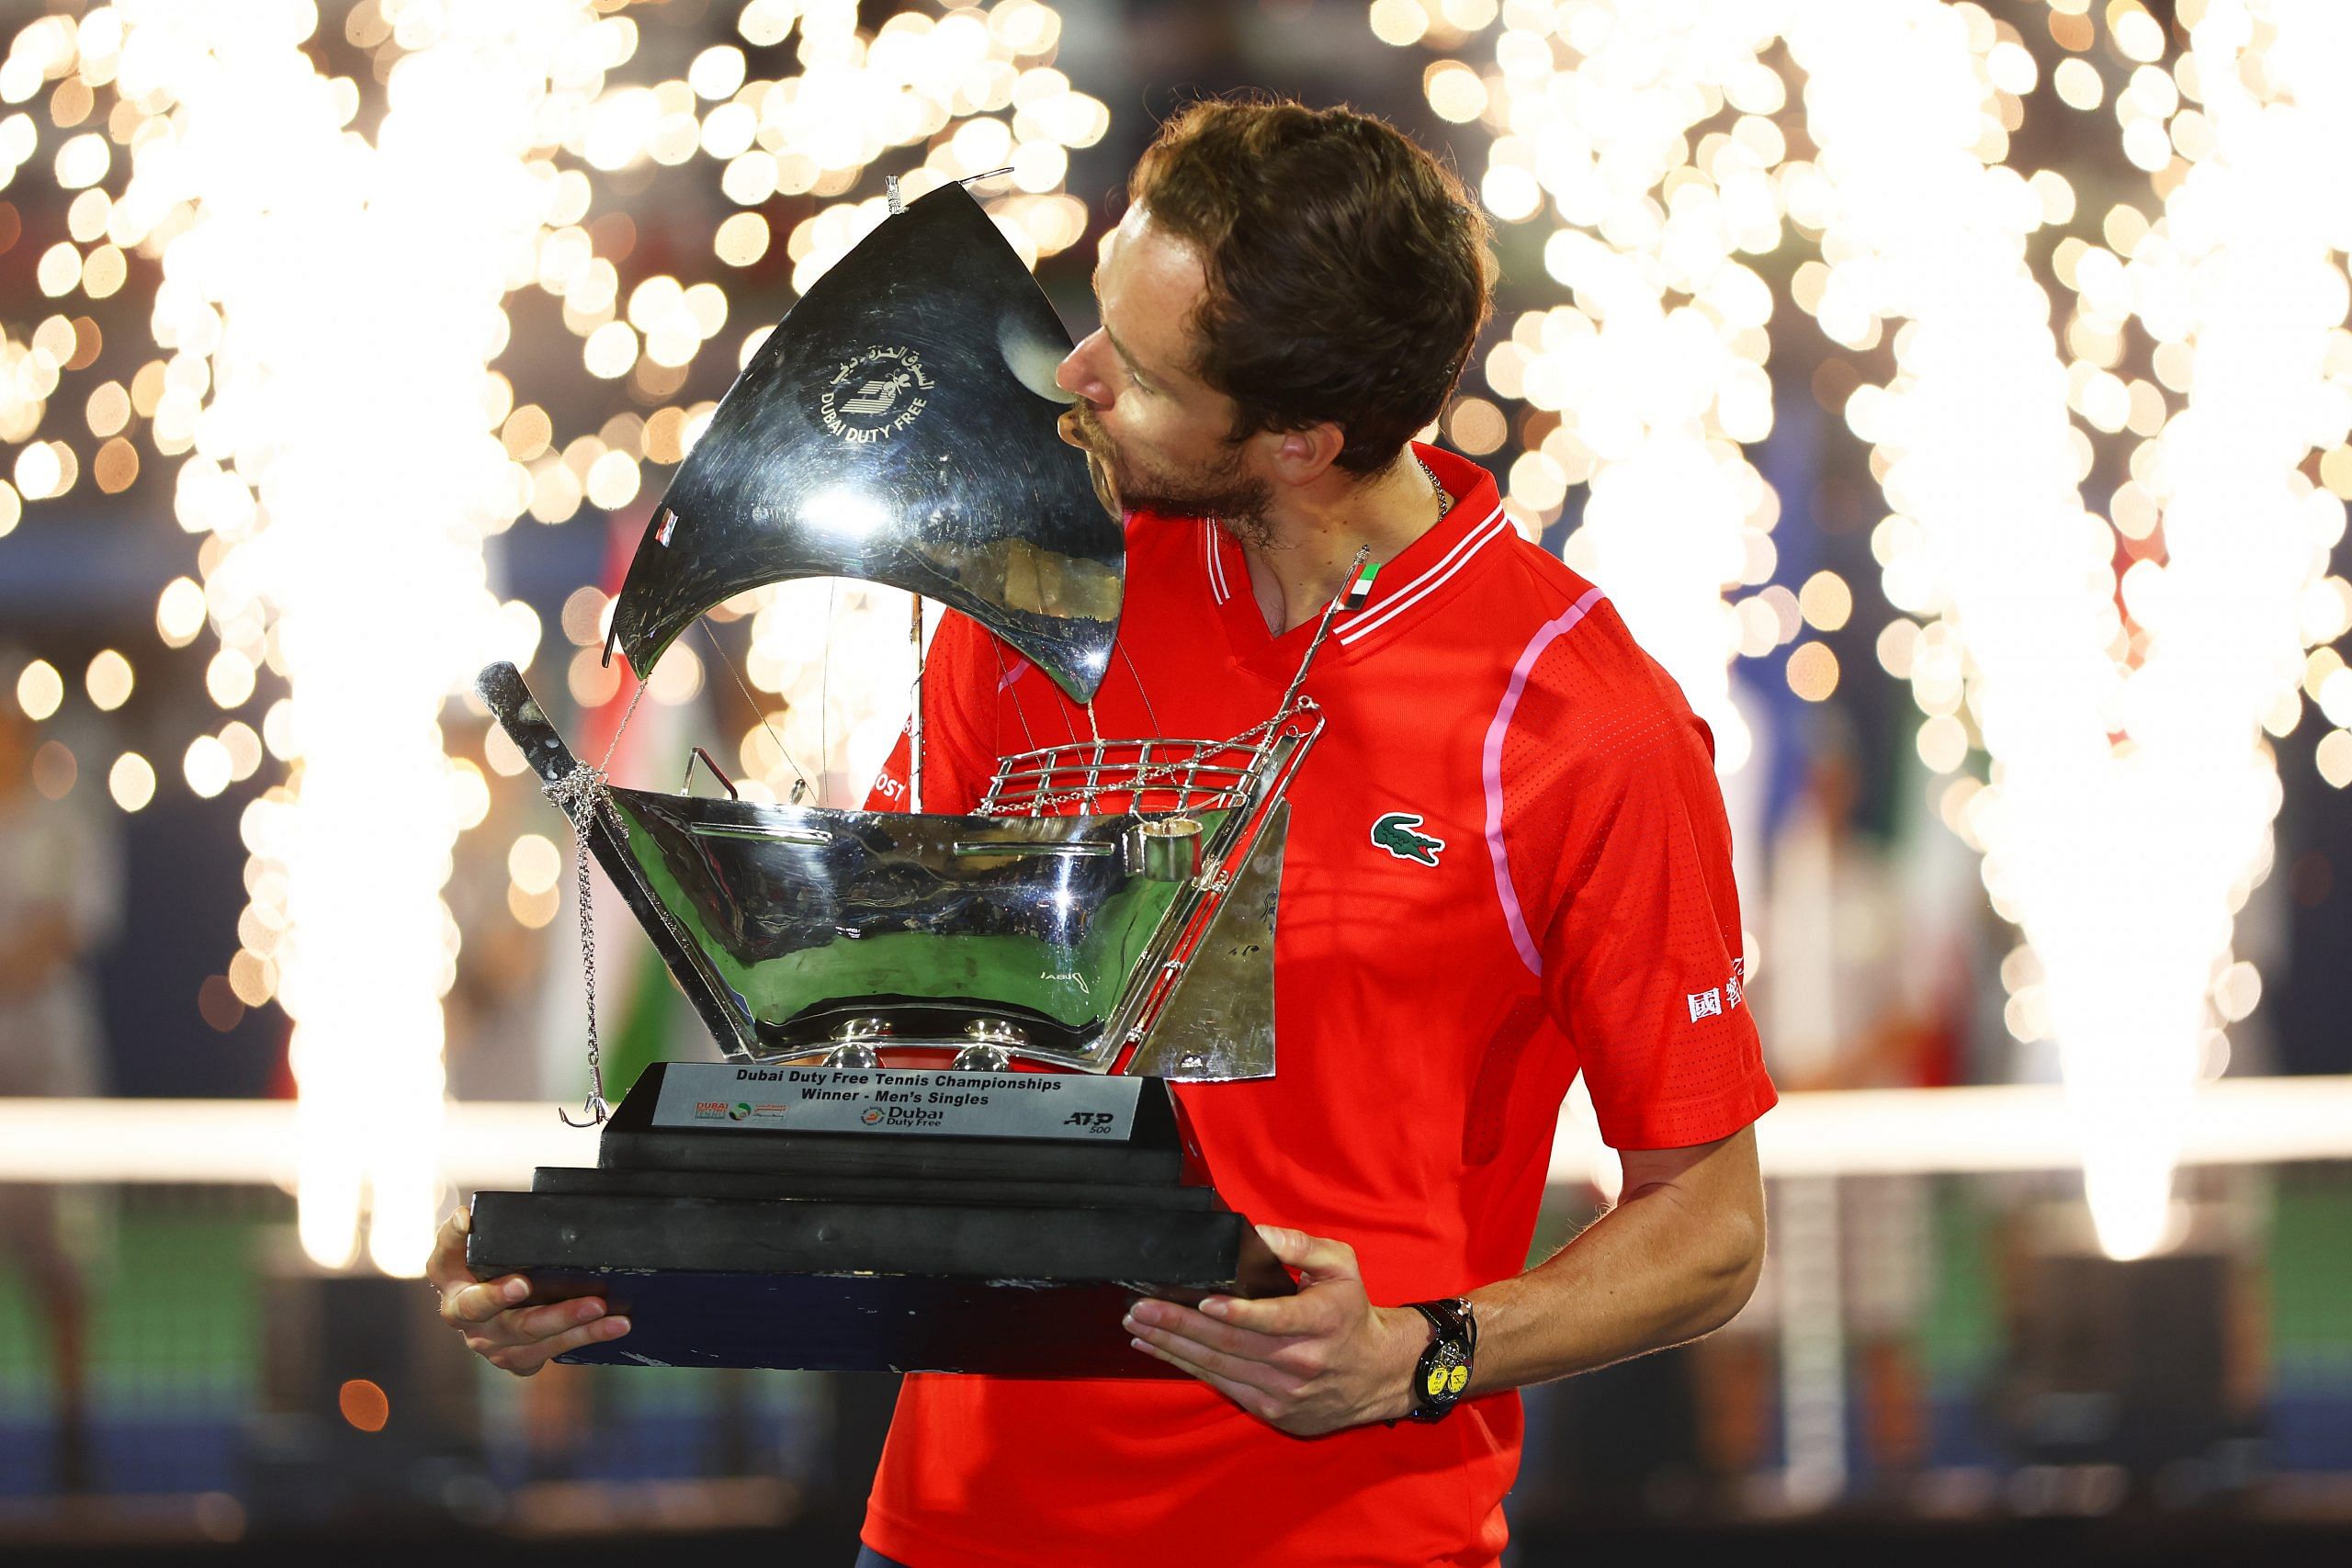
left=464, top=178, right=1319, bottom=1374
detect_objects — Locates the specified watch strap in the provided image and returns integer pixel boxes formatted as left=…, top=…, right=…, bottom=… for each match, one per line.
left=1408, top=1297, right=1476, bottom=1348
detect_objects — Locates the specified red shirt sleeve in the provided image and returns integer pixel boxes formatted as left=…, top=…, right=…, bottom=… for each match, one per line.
left=863, top=608, right=1003, bottom=814
left=1501, top=621, right=1775, bottom=1150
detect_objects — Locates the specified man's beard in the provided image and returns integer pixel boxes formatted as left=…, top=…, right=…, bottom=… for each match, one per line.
left=1060, top=407, right=1274, bottom=546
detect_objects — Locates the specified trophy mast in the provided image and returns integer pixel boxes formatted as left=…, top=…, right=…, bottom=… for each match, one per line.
left=885, top=176, right=928, bottom=818
left=909, top=592, right=924, bottom=814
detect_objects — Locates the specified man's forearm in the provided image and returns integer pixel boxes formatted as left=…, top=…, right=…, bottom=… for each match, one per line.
left=1460, top=1153, right=1765, bottom=1397
left=1122, top=1126, right=1766, bottom=1434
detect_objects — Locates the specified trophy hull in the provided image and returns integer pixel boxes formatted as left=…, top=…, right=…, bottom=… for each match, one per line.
left=475, top=661, right=1297, bottom=1082
left=466, top=1063, right=1292, bottom=1375
left=598, top=787, right=1229, bottom=1066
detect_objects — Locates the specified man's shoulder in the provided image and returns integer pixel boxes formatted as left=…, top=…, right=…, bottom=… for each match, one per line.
left=1481, top=536, right=1668, bottom=694
left=1479, top=542, right=1711, bottom=778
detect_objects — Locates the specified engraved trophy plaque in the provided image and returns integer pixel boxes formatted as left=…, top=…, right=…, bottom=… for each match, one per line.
left=464, top=181, right=1325, bottom=1374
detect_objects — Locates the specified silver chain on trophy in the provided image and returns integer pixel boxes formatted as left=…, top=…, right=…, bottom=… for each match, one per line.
left=543, top=760, right=614, bottom=1127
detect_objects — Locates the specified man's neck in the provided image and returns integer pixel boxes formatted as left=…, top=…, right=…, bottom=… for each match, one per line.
left=1234, top=447, right=1447, bottom=637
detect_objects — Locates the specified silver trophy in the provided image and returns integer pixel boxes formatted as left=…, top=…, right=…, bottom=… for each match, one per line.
left=466, top=179, right=1332, bottom=1374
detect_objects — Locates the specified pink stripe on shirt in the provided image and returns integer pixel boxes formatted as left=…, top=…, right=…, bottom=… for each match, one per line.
left=1482, top=584, right=1606, bottom=976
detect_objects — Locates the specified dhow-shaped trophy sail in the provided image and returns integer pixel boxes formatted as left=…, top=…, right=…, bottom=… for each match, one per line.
left=464, top=180, right=1314, bottom=1373
left=605, top=178, right=1122, bottom=705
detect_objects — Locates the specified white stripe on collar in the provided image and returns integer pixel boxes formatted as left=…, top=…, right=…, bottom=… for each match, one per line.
left=1335, top=501, right=1510, bottom=646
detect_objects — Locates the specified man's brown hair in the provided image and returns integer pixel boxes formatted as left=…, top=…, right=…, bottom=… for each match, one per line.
left=1128, top=97, right=1494, bottom=475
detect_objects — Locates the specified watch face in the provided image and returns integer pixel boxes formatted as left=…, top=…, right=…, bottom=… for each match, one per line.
left=1419, top=1340, right=1471, bottom=1411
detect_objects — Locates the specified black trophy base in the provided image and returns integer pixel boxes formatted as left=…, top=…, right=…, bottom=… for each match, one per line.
left=467, top=1063, right=1291, bottom=1375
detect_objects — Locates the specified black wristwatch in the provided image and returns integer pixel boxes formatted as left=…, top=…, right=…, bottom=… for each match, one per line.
left=1402, top=1296, right=1477, bottom=1423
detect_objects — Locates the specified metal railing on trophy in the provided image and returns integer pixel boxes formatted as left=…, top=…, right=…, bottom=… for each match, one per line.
left=976, top=704, right=1323, bottom=819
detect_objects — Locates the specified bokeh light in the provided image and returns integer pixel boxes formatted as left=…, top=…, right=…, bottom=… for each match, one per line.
left=85, top=647, right=131, bottom=711
left=107, top=750, right=154, bottom=812
left=15, top=657, right=62, bottom=721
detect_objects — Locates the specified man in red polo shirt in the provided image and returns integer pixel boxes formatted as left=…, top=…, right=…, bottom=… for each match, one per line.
left=435, top=100, right=1771, bottom=1567
left=852, top=101, right=1774, bottom=1566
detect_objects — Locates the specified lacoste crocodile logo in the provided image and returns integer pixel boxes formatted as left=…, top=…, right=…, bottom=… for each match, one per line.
left=1370, top=811, right=1445, bottom=867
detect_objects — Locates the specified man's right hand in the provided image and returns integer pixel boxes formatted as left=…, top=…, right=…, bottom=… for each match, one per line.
left=427, top=1207, right=630, bottom=1376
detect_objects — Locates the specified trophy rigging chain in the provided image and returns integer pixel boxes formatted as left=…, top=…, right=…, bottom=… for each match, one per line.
left=1116, top=639, right=1164, bottom=737
left=598, top=666, right=650, bottom=774
left=696, top=618, right=816, bottom=806
left=544, top=759, right=615, bottom=1128
left=600, top=615, right=821, bottom=809
left=537, top=669, right=662, bottom=1128
left=544, top=727, right=726, bottom=1126
left=991, top=617, right=1166, bottom=768
left=999, top=642, right=1041, bottom=755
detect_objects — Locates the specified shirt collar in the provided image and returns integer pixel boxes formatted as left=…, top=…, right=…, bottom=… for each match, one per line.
left=1191, top=443, right=1511, bottom=670
left=1328, top=443, right=1509, bottom=650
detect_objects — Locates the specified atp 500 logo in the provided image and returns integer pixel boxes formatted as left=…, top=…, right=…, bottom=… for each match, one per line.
left=1063, top=1111, right=1115, bottom=1135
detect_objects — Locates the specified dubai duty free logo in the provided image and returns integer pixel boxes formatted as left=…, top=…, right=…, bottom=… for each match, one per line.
left=819, top=344, right=933, bottom=446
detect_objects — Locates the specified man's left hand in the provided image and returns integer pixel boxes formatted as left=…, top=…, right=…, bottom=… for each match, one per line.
left=1124, top=1224, right=1429, bottom=1437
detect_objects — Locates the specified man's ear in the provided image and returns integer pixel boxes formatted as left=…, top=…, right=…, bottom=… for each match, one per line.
left=1263, top=422, right=1347, bottom=489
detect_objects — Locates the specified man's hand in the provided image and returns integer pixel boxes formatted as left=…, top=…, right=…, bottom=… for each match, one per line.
left=1123, top=1224, right=1428, bottom=1437
left=427, top=1207, right=630, bottom=1376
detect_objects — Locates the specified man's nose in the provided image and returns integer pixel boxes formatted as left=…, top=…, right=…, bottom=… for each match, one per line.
left=1057, top=332, right=1110, bottom=408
